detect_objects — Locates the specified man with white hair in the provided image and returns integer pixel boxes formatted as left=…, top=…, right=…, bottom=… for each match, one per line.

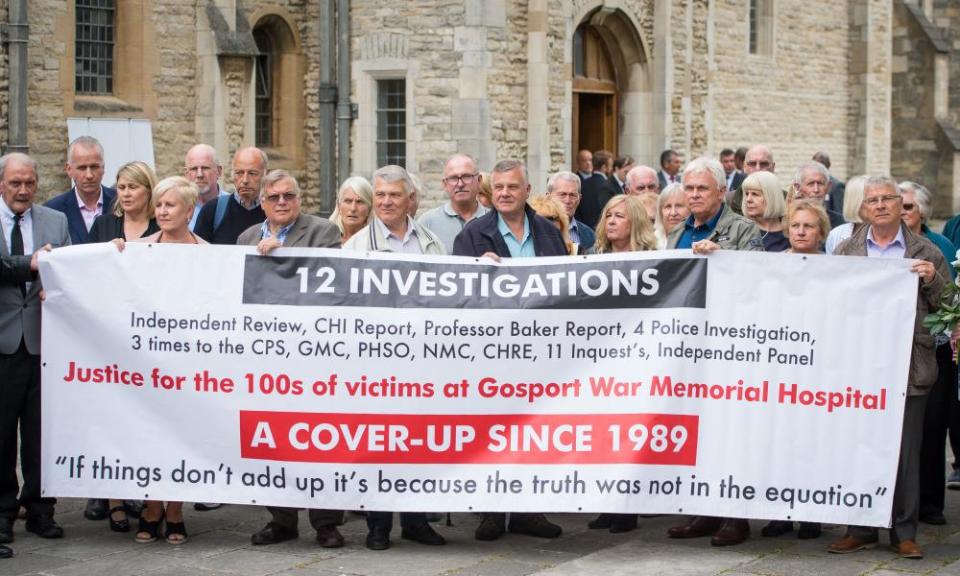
left=624, top=165, right=661, bottom=197
left=792, top=160, right=844, bottom=229
left=546, top=171, right=595, bottom=253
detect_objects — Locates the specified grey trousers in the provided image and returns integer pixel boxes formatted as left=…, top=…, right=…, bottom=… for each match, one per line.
left=267, top=506, right=343, bottom=531
left=848, top=394, right=927, bottom=544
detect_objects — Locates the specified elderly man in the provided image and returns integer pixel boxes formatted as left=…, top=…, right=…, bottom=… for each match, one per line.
left=181, top=144, right=224, bottom=231
left=453, top=159, right=566, bottom=541
left=829, top=176, right=949, bottom=560
left=665, top=157, right=762, bottom=546
left=793, top=161, right=844, bottom=229
left=624, top=165, right=661, bottom=198
left=238, top=170, right=344, bottom=547
left=657, top=149, right=683, bottom=189
left=45, top=136, right=116, bottom=245
left=575, top=150, right=618, bottom=229
left=417, top=154, right=490, bottom=253
left=546, top=171, right=595, bottom=253
left=813, top=151, right=845, bottom=212
left=194, top=147, right=268, bottom=245
left=343, top=165, right=444, bottom=549
left=0, top=153, right=71, bottom=548
left=729, top=145, right=776, bottom=213
left=576, top=149, right=593, bottom=181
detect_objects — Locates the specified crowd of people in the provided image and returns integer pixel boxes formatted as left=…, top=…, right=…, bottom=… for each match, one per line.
left=0, top=136, right=957, bottom=560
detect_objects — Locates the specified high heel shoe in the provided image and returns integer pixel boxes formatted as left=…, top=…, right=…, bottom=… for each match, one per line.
left=108, top=506, right=130, bottom=533
left=135, top=512, right=163, bottom=543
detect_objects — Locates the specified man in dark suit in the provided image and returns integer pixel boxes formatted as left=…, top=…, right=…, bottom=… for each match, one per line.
left=657, top=149, right=682, bottom=190
left=575, top=150, right=619, bottom=229
left=575, top=149, right=593, bottom=181
left=238, top=170, right=346, bottom=548
left=44, top=136, right=116, bottom=246
left=793, top=161, right=845, bottom=229
left=0, top=153, right=71, bottom=548
left=720, top=148, right=743, bottom=199
left=612, top=155, right=634, bottom=195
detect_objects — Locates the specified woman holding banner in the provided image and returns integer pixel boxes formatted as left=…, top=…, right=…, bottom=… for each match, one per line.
left=587, top=194, right=657, bottom=534
left=740, top=171, right=788, bottom=252
left=113, top=176, right=206, bottom=544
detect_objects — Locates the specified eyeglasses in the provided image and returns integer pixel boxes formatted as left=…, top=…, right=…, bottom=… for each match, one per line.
left=263, top=193, right=298, bottom=204
left=443, top=173, right=478, bottom=186
left=863, top=194, right=901, bottom=207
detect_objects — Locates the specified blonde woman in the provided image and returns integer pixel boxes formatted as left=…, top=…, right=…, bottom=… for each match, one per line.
left=529, top=195, right=576, bottom=255
left=594, top=195, right=658, bottom=254
left=89, top=161, right=160, bottom=242
left=824, top=175, right=866, bottom=254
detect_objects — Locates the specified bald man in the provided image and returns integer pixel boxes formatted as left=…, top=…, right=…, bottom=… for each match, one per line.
left=193, top=147, right=268, bottom=244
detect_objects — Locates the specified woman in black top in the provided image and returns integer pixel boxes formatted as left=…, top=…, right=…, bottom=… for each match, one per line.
left=89, top=161, right=159, bottom=242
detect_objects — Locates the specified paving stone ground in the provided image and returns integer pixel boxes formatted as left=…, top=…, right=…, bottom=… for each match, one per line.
left=4, top=492, right=960, bottom=576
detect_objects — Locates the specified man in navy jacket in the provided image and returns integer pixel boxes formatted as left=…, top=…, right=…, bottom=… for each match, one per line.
left=44, top=136, right=116, bottom=245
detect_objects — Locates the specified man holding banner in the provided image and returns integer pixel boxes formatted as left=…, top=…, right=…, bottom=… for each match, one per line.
left=828, top=176, right=949, bottom=560
left=453, top=159, right=567, bottom=541
left=238, top=170, right=346, bottom=548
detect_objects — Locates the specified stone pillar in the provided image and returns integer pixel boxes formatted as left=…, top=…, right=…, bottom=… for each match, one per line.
left=526, top=0, right=549, bottom=192
left=849, top=0, right=892, bottom=176
left=455, top=0, right=502, bottom=169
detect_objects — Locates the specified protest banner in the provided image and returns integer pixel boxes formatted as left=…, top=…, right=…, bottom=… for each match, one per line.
left=39, top=244, right=917, bottom=526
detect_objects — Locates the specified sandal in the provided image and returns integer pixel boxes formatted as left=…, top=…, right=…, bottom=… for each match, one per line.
left=165, top=521, right=188, bottom=545
left=109, top=506, right=130, bottom=533
left=135, top=513, right=163, bottom=543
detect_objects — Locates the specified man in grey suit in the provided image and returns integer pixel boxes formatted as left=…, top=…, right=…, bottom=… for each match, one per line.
left=0, top=153, right=71, bottom=549
left=237, top=170, right=345, bottom=548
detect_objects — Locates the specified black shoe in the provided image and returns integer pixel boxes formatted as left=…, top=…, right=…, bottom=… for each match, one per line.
left=797, top=522, right=822, bottom=539
left=508, top=513, right=562, bottom=538
left=587, top=513, right=613, bottom=529
left=316, top=525, right=345, bottom=548
left=365, top=527, right=391, bottom=550
left=123, top=500, right=142, bottom=519
left=609, top=514, right=638, bottom=533
left=401, top=522, right=446, bottom=546
left=108, top=506, right=130, bottom=533
left=84, top=498, right=108, bottom=521
left=0, top=517, right=11, bottom=544
left=761, top=520, right=793, bottom=537
left=193, top=503, right=222, bottom=511
left=0, top=544, right=11, bottom=559
left=251, top=522, right=299, bottom=545
left=475, top=514, right=506, bottom=541
left=920, top=512, right=947, bottom=525
left=25, top=516, right=63, bottom=539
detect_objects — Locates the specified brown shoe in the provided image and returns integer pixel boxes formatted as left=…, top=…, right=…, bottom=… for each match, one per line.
left=667, top=516, right=722, bottom=539
left=316, top=525, right=345, bottom=548
left=710, top=519, right=750, bottom=546
left=892, top=540, right=923, bottom=559
left=827, top=535, right=878, bottom=554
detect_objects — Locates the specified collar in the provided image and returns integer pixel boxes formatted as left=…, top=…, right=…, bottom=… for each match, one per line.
left=74, top=186, right=104, bottom=210
left=497, top=212, right=530, bottom=240
left=233, top=191, right=260, bottom=209
left=260, top=219, right=295, bottom=242
left=442, top=200, right=484, bottom=219
left=376, top=216, right=417, bottom=243
left=684, top=203, right=725, bottom=231
left=592, top=172, right=608, bottom=180
left=866, top=225, right=905, bottom=249
left=0, top=198, right=29, bottom=220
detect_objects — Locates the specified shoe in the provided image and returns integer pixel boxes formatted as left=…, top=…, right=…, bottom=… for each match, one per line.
left=948, top=469, right=960, bottom=490
left=165, top=520, right=188, bottom=545
left=401, top=522, right=446, bottom=546
left=251, top=522, right=298, bottom=545
left=919, top=511, right=946, bottom=525
left=761, top=520, right=793, bottom=537
left=135, top=513, right=164, bottom=544
left=711, top=519, right=750, bottom=546
left=892, top=539, right=924, bottom=559
left=123, top=500, right=142, bottom=519
left=587, top=513, right=613, bottom=529
left=0, top=544, right=10, bottom=559
left=84, top=498, right=108, bottom=521
left=508, top=513, right=562, bottom=538
left=193, top=503, right=222, bottom=511
left=609, top=514, right=638, bottom=533
left=667, top=516, right=722, bottom=539
left=827, top=535, right=878, bottom=554
left=365, top=527, right=391, bottom=550
left=108, top=506, right=130, bottom=533
left=315, top=525, right=345, bottom=548
left=0, top=517, right=11, bottom=544
left=797, top=522, right=822, bottom=539
left=475, top=514, right=506, bottom=541
left=24, top=516, right=63, bottom=539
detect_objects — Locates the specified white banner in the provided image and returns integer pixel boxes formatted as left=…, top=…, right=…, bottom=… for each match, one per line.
left=39, top=244, right=917, bottom=526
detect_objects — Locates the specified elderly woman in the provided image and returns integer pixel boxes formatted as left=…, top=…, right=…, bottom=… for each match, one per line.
left=899, top=181, right=959, bottom=528
left=739, top=171, right=788, bottom=252
left=656, top=183, right=689, bottom=247
left=114, top=177, right=206, bottom=544
left=588, top=194, right=657, bottom=534
left=529, top=195, right=577, bottom=255
left=329, top=176, right=373, bottom=243
left=89, top=161, right=160, bottom=243
left=824, top=175, right=867, bottom=254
